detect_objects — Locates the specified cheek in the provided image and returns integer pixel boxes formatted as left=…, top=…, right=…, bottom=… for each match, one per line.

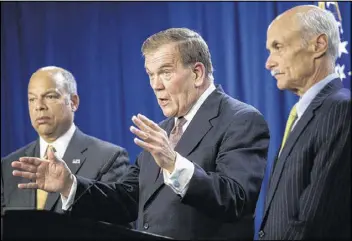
left=168, top=86, right=189, bottom=108
left=50, top=104, right=67, bottom=119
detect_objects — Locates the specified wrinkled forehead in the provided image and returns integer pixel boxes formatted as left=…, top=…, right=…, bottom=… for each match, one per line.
left=268, top=9, right=301, bottom=34
left=266, top=15, right=300, bottom=45
left=144, top=44, right=181, bottom=71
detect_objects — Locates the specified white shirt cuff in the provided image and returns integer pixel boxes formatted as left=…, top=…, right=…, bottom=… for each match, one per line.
left=163, top=152, right=195, bottom=197
left=61, top=175, right=78, bottom=211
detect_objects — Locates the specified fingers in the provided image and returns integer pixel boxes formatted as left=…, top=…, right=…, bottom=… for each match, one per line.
left=132, top=115, right=153, bottom=134
left=137, top=114, right=162, bottom=132
left=12, top=160, right=38, bottom=172
left=133, top=137, right=159, bottom=153
left=130, top=125, right=149, bottom=140
left=18, top=182, right=38, bottom=189
left=17, top=157, right=43, bottom=166
left=47, top=147, right=57, bottom=161
left=130, top=114, right=170, bottom=154
left=12, top=170, right=37, bottom=181
left=131, top=114, right=166, bottom=139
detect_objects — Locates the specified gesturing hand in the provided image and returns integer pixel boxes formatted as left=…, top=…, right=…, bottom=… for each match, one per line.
left=11, top=146, right=74, bottom=197
left=130, top=114, right=177, bottom=173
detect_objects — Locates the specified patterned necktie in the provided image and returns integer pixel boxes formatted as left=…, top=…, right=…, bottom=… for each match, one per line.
left=37, top=145, right=56, bottom=210
left=279, top=104, right=298, bottom=153
left=169, top=117, right=187, bottom=149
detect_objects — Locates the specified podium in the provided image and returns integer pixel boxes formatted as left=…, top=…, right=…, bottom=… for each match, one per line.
left=2, top=209, right=172, bottom=240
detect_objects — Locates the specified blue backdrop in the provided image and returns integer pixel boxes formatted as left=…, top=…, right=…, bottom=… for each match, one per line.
left=1, top=1, right=350, bottom=238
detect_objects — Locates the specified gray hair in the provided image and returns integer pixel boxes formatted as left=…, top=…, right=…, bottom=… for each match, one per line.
left=39, top=66, right=78, bottom=95
left=141, top=28, right=214, bottom=81
left=296, top=6, right=340, bottom=64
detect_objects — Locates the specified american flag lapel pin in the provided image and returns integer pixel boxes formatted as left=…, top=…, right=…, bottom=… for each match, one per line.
left=72, top=159, right=81, bottom=164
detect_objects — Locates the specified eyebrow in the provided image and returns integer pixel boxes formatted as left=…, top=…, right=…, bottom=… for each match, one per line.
left=145, top=63, right=175, bottom=73
left=266, top=40, right=280, bottom=50
left=28, top=89, right=60, bottom=96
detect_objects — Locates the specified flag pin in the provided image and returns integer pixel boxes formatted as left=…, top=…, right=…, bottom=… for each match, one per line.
left=72, top=159, right=81, bottom=164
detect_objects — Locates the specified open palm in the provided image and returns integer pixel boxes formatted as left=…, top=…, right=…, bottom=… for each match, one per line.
left=12, top=148, right=73, bottom=195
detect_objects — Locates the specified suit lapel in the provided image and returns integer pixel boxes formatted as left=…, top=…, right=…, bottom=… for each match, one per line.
left=44, top=128, right=89, bottom=211
left=262, top=79, right=343, bottom=223
left=24, top=141, right=40, bottom=208
left=174, top=89, right=220, bottom=156
left=143, top=86, right=222, bottom=209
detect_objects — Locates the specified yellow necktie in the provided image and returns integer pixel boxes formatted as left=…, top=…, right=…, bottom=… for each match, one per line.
left=37, top=145, right=56, bottom=210
left=279, top=105, right=298, bottom=153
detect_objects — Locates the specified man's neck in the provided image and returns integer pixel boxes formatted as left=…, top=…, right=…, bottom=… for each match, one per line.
left=296, top=64, right=334, bottom=96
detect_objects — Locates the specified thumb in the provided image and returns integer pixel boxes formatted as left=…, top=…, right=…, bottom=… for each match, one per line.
left=47, top=147, right=59, bottom=162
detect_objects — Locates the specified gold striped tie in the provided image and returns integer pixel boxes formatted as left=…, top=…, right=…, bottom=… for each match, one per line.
left=279, top=105, right=298, bottom=153
left=37, top=145, right=56, bottom=210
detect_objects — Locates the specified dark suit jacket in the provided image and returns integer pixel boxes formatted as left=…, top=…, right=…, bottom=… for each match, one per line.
left=259, top=79, right=351, bottom=240
left=1, top=128, right=129, bottom=213
left=70, top=86, right=270, bottom=239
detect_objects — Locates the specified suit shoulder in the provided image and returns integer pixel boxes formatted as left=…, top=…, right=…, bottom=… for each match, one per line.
left=323, top=88, right=351, bottom=110
left=1, top=141, right=36, bottom=163
left=221, top=93, right=265, bottom=119
left=329, top=87, right=351, bottom=102
left=217, top=94, right=269, bottom=135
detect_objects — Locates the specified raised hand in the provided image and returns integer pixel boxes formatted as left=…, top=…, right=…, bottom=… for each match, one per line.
left=11, top=146, right=74, bottom=197
left=130, top=113, right=177, bottom=173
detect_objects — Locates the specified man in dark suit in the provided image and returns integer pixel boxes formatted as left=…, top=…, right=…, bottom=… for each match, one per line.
left=1, top=66, right=129, bottom=213
left=12, top=28, right=270, bottom=239
left=258, top=5, right=351, bottom=240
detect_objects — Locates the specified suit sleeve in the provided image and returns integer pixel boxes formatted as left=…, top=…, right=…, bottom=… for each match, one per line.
left=181, top=110, right=270, bottom=222
left=283, top=100, right=351, bottom=240
left=69, top=149, right=139, bottom=225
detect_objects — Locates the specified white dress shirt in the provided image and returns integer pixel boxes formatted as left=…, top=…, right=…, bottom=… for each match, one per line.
left=163, top=83, right=216, bottom=196
left=62, top=84, right=217, bottom=210
left=40, top=123, right=76, bottom=159
left=278, top=73, right=338, bottom=157
left=292, top=73, right=338, bottom=130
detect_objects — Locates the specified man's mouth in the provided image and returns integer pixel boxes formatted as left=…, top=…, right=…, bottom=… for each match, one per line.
left=158, top=98, right=169, bottom=106
left=36, top=116, right=50, bottom=124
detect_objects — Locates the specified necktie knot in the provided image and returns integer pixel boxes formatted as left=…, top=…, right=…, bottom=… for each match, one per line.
left=171, top=117, right=187, bottom=134
left=44, top=145, right=56, bottom=159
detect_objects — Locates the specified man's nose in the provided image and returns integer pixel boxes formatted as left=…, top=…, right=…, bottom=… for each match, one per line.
left=265, top=54, right=276, bottom=70
left=35, top=98, right=47, bottom=111
left=151, top=76, right=164, bottom=90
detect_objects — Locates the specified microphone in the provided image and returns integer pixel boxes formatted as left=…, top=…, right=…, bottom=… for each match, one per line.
left=64, top=151, right=119, bottom=212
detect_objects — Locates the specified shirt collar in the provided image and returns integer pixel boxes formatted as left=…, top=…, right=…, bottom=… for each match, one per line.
left=296, top=73, right=338, bottom=118
left=40, top=123, right=76, bottom=158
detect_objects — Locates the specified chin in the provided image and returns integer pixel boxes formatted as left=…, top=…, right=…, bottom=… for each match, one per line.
left=276, top=80, right=288, bottom=90
left=161, top=108, right=175, bottom=118
left=37, top=126, right=53, bottom=135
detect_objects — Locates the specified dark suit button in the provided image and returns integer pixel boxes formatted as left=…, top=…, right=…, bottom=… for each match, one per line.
left=259, top=230, right=265, bottom=238
left=143, top=223, right=149, bottom=230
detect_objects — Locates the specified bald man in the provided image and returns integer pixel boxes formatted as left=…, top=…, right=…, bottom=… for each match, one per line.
left=1, top=66, right=129, bottom=217
left=258, top=5, right=351, bottom=240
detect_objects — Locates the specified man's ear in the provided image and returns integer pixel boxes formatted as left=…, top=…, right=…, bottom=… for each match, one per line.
left=70, top=94, right=79, bottom=112
left=193, top=62, right=206, bottom=87
left=311, top=33, right=328, bottom=59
